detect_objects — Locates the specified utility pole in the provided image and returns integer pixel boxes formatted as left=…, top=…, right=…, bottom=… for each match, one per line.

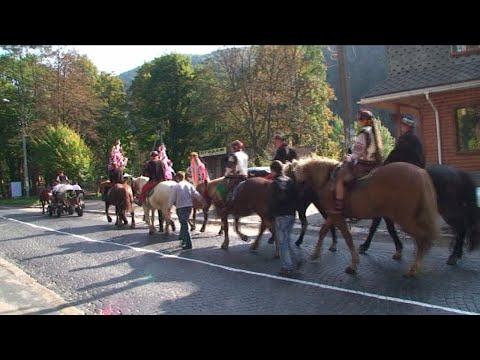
left=337, top=45, right=352, bottom=151
left=21, top=117, right=30, bottom=196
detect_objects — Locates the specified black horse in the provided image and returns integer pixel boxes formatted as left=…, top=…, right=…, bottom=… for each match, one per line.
left=359, top=164, right=480, bottom=265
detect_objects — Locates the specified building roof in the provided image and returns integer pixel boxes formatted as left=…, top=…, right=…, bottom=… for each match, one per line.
left=363, top=61, right=480, bottom=99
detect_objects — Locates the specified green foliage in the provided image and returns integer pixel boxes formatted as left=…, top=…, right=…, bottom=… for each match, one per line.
left=31, top=124, right=94, bottom=183
left=377, top=118, right=395, bottom=159
left=129, top=53, right=197, bottom=170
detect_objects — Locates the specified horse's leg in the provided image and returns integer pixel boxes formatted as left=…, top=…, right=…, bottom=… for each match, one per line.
left=41, top=200, right=45, bottom=214
left=130, top=208, right=135, bottom=229
left=311, top=216, right=335, bottom=260
left=385, top=218, right=403, bottom=260
left=402, top=222, right=431, bottom=278
left=144, top=206, right=155, bottom=235
left=320, top=210, right=338, bottom=252
left=220, top=212, right=230, bottom=249
left=359, top=217, right=382, bottom=253
left=105, top=201, right=112, bottom=223
left=235, top=216, right=249, bottom=242
left=162, top=209, right=172, bottom=235
left=447, top=218, right=466, bottom=266
left=122, top=207, right=128, bottom=225
left=200, top=202, right=210, bottom=233
left=250, top=220, right=267, bottom=252
left=189, top=208, right=196, bottom=231
left=294, top=206, right=308, bottom=247
left=335, top=217, right=360, bottom=274
left=157, top=209, right=164, bottom=232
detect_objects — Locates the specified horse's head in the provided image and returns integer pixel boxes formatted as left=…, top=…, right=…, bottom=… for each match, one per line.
left=132, top=176, right=148, bottom=197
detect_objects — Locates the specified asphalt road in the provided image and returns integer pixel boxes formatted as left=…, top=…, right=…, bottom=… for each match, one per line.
left=0, top=203, right=479, bottom=315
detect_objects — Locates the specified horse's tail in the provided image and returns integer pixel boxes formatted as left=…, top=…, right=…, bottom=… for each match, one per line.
left=416, top=169, right=440, bottom=248
left=460, top=171, right=480, bottom=251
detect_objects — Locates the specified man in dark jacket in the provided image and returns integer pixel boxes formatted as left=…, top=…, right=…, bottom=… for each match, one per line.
left=273, top=135, right=298, bottom=163
left=384, top=117, right=425, bottom=168
left=136, top=151, right=166, bottom=206
left=268, top=160, right=303, bottom=277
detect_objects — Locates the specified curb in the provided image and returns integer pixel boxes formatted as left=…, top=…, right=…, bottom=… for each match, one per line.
left=0, top=257, right=84, bottom=315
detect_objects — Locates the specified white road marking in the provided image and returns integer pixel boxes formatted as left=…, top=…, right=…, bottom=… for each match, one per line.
left=0, top=214, right=477, bottom=315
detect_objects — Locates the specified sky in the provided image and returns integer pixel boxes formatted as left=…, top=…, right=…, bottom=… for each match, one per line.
left=66, top=45, right=244, bottom=74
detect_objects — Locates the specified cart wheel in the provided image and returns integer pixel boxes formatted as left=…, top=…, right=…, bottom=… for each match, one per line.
left=56, top=206, right=62, bottom=218
left=68, top=205, right=74, bottom=215
left=48, top=207, right=53, bottom=217
left=77, top=207, right=84, bottom=217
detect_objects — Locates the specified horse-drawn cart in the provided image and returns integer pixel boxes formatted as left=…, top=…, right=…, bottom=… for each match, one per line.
left=47, top=185, right=85, bottom=218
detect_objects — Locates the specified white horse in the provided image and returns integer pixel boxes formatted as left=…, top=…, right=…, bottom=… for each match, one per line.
left=132, top=176, right=177, bottom=235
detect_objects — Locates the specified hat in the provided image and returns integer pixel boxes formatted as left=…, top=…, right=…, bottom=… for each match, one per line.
left=274, top=134, right=286, bottom=141
left=150, top=151, right=159, bottom=157
left=401, top=118, right=415, bottom=127
left=357, top=109, right=374, bottom=121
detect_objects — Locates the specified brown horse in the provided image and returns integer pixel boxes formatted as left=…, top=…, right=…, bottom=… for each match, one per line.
left=105, top=183, right=135, bottom=229
left=293, top=156, right=439, bottom=277
left=39, top=187, right=52, bottom=214
left=197, top=177, right=279, bottom=257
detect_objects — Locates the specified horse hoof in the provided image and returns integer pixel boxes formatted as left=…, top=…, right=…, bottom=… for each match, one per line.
left=273, top=254, right=280, bottom=259
left=267, top=237, right=274, bottom=244
left=392, top=253, right=402, bottom=261
left=295, top=241, right=302, bottom=247
left=328, top=246, right=337, bottom=252
left=107, top=218, right=112, bottom=223
left=149, top=230, right=155, bottom=235
left=345, top=266, right=357, bottom=274
left=358, top=245, right=367, bottom=254
left=446, top=256, right=458, bottom=266
left=200, top=228, right=206, bottom=233
left=221, top=245, right=228, bottom=250
left=130, top=225, right=135, bottom=229
left=241, top=236, right=249, bottom=242
left=310, top=254, right=319, bottom=261
left=402, top=271, right=416, bottom=278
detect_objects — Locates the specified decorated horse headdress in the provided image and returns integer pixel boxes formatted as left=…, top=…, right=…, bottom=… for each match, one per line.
left=190, top=152, right=210, bottom=186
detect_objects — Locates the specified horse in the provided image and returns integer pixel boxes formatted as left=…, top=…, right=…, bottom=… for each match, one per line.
left=198, top=176, right=279, bottom=257
left=105, top=182, right=135, bottom=228
left=359, top=164, right=480, bottom=265
left=293, top=156, right=440, bottom=277
left=283, top=162, right=338, bottom=250
left=39, top=187, right=52, bottom=214
left=131, top=176, right=176, bottom=235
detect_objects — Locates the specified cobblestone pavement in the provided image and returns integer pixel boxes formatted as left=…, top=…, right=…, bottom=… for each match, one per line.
left=0, top=203, right=478, bottom=315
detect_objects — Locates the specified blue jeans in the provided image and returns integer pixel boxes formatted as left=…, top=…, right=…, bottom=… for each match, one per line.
left=177, top=207, right=192, bottom=248
left=275, top=215, right=300, bottom=271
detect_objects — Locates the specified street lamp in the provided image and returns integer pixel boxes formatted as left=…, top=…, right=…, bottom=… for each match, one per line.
left=2, top=98, right=30, bottom=196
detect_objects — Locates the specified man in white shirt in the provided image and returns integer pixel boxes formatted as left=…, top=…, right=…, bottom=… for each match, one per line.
left=224, top=140, right=249, bottom=204
left=170, top=171, right=203, bottom=250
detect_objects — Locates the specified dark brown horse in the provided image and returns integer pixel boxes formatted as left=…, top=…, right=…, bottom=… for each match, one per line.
left=105, top=182, right=135, bottom=229
left=294, top=156, right=439, bottom=277
left=39, top=187, right=52, bottom=214
left=359, top=164, right=480, bottom=265
left=197, top=177, right=279, bottom=257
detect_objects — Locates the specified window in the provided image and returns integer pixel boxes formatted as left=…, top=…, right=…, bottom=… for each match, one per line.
left=456, top=106, right=480, bottom=152
left=451, top=45, right=480, bottom=56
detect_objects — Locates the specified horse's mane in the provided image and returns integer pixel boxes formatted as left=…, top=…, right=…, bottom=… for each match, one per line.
left=293, top=154, right=340, bottom=187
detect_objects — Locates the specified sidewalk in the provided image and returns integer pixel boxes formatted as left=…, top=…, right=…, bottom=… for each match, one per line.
left=0, top=257, right=84, bottom=315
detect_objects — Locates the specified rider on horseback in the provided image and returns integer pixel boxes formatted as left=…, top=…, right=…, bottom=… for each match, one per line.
left=333, top=109, right=383, bottom=213
left=158, top=144, right=175, bottom=181
left=224, top=140, right=249, bottom=205
left=108, top=139, right=128, bottom=183
left=384, top=117, right=425, bottom=168
left=135, top=151, right=166, bottom=206
left=187, top=152, right=210, bottom=187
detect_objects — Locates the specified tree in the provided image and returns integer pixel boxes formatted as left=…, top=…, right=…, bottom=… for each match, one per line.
left=31, top=124, right=93, bottom=183
left=204, top=46, right=336, bottom=165
left=129, top=54, right=197, bottom=170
